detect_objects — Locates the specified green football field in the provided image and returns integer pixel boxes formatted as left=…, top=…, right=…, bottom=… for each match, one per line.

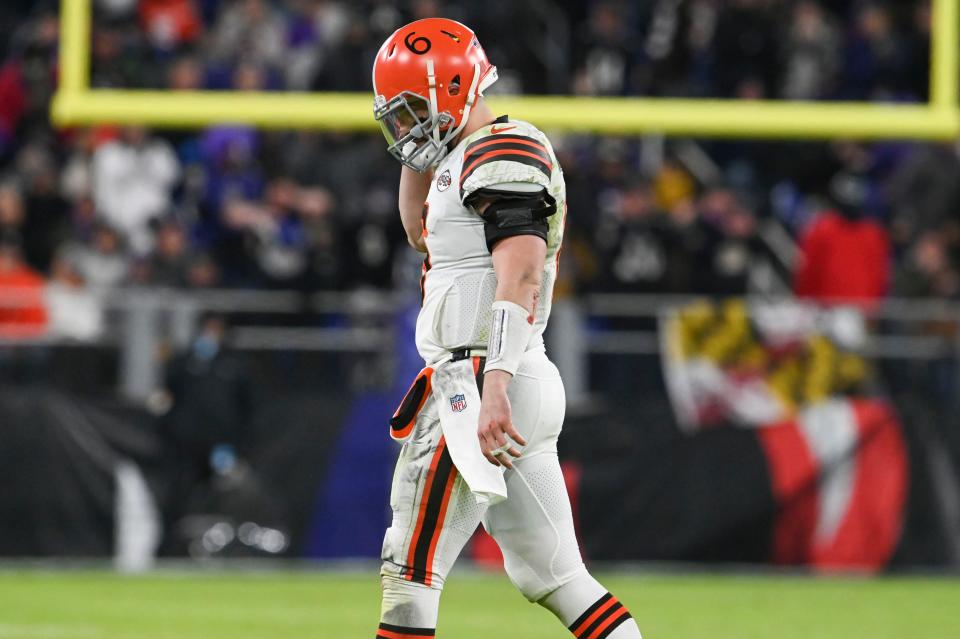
left=0, top=569, right=958, bottom=639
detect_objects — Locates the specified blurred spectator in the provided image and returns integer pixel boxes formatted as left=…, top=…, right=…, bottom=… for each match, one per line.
left=310, top=17, right=375, bottom=91
left=63, top=223, right=130, bottom=289
left=209, top=0, right=286, bottom=71
left=0, top=61, right=27, bottom=155
left=14, top=9, right=59, bottom=127
left=69, top=195, right=100, bottom=244
left=232, top=59, right=270, bottom=92
left=711, top=0, right=778, bottom=98
left=282, top=0, right=325, bottom=91
left=44, top=254, right=104, bottom=341
left=97, top=0, right=137, bottom=19
left=337, top=188, right=403, bottom=290
left=142, top=218, right=192, bottom=287
left=593, top=181, right=685, bottom=293
left=162, top=314, right=253, bottom=455
left=19, top=150, right=71, bottom=272
left=93, top=126, right=180, bottom=255
left=200, top=126, right=262, bottom=215
left=571, top=2, right=636, bottom=96
left=692, top=188, right=766, bottom=296
left=167, top=55, right=205, bottom=91
left=0, top=234, right=47, bottom=339
left=903, top=0, right=932, bottom=101
left=653, top=158, right=696, bottom=211
left=159, top=313, right=254, bottom=548
left=886, top=142, right=960, bottom=245
left=61, top=127, right=109, bottom=202
left=781, top=1, right=840, bottom=100
left=223, top=178, right=312, bottom=287
left=893, top=231, right=959, bottom=299
left=844, top=3, right=910, bottom=99
left=0, top=182, right=24, bottom=239
left=793, top=172, right=891, bottom=305
left=138, top=0, right=203, bottom=53
left=184, top=253, right=221, bottom=289
left=90, top=20, right=154, bottom=89
left=297, top=183, right=340, bottom=289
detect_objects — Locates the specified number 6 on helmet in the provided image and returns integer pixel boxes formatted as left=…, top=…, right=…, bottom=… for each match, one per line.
left=372, top=18, right=499, bottom=173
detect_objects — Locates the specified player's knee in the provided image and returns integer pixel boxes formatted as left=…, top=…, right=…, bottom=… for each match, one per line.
left=381, top=528, right=448, bottom=592
left=494, top=519, right=586, bottom=601
left=380, top=563, right=447, bottom=592
left=503, top=556, right=587, bottom=602
left=380, top=571, right=438, bottom=594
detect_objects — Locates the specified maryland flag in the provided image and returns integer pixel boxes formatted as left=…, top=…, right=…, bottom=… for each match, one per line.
left=658, top=300, right=908, bottom=569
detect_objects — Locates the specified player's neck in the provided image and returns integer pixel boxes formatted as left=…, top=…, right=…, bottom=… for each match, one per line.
left=453, top=99, right=496, bottom=146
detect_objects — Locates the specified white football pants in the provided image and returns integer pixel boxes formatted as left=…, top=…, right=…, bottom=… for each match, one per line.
left=380, top=349, right=585, bottom=601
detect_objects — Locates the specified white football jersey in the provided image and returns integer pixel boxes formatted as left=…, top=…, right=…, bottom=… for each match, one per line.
left=416, top=117, right=566, bottom=366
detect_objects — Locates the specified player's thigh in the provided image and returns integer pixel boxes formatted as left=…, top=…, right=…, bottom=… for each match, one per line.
left=384, top=417, right=442, bottom=532
left=382, top=420, right=486, bottom=589
left=483, top=451, right=585, bottom=601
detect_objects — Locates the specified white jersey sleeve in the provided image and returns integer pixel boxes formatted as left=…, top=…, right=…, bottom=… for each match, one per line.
left=458, top=120, right=555, bottom=204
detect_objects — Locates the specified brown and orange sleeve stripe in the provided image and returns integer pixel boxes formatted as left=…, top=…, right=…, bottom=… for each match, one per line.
left=459, top=133, right=553, bottom=197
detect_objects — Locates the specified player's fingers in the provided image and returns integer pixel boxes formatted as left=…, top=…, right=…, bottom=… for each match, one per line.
left=495, top=452, right=514, bottom=470
left=478, top=427, right=494, bottom=449
left=494, top=432, right=508, bottom=449
left=483, top=450, right=501, bottom=467
left=479, top=431, right=500, bottom=465
left=504, top=422, right=527, bottom=447
left=505, top=446, right=522, bottom=458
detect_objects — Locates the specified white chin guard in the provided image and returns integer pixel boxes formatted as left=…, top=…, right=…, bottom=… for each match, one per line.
left=484, top=300, right=534, bottom=376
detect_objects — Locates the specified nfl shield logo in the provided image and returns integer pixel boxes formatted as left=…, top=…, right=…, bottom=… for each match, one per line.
left=449, top=393, right=467, bottom=412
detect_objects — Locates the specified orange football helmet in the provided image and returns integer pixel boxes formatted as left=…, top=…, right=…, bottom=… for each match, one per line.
left=372, top=18, right=498, bottom=172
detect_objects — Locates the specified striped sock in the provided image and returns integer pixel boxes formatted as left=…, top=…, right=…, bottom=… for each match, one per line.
left=375, top=622, right=436, bottom=639
left=568, top=593, right=637, bottom=639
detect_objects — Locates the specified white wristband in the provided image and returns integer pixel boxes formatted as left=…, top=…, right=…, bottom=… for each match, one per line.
left=484, top=300, right=534, bottom=376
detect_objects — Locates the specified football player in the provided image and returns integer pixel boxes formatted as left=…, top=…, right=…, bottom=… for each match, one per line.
left=372, top=18, right=642, bottom=639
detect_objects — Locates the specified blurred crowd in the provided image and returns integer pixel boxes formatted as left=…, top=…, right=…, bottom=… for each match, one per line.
left=0, top=0, right=956, bottom=343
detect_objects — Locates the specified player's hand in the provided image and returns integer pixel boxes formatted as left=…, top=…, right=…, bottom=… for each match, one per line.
left=477, top=371, right=527, bottom=469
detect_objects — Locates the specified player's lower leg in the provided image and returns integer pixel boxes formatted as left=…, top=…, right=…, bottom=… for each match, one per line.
left=539, top=572, right=642, bottom=639
left=377, top=573, right=440, bottom=638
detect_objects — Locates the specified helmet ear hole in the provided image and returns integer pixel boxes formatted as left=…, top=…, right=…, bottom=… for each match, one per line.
left=448, top=74, right=461, bottom=96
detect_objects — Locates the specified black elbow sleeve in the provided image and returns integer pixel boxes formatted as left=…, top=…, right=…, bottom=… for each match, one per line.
left=471, top=189, right=557, bottom=252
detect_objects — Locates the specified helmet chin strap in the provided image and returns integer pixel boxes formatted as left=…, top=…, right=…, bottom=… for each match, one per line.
left=425, top=60, right=482, bottom=150
left=426, top=60, right=442, bottom=147
left=447, top=62, right=481, bottom=143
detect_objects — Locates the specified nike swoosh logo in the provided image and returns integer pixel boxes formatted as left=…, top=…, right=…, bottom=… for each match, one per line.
left=490, top=124, right=516, bottom=134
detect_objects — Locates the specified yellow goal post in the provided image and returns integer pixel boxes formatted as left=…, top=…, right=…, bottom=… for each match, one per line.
left=52, top=0, right=959, bottom=140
